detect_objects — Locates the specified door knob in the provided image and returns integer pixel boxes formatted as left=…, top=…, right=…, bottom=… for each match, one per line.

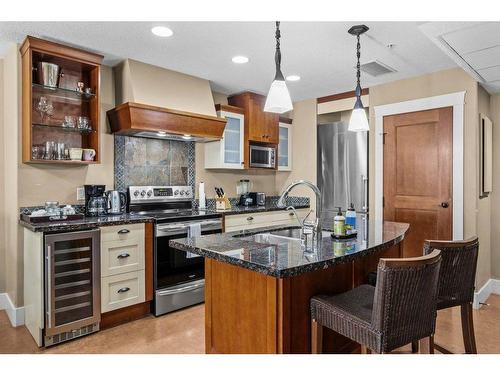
left=441, top=202, right=449, bottom=208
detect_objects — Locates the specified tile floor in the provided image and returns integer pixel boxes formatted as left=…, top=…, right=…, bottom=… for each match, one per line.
left=0, top=295, right=499, bottom=354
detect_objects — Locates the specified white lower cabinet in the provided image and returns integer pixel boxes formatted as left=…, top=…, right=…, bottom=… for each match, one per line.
left=100, top=223, right=146, bottom=313
left=101, top=270, right=145, bottom=313
left=224, top=208, right=310, bottom=232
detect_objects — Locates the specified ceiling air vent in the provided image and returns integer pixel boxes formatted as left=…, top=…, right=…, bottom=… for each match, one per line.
left=359, top=60, right=396, bottom=77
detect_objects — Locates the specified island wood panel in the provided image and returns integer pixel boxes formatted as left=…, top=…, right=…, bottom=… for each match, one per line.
left=278, top=262, right=356, bottom=353
left=205, top=242, right=405, bottom=354
left=205, top=258, right=278, bottom=353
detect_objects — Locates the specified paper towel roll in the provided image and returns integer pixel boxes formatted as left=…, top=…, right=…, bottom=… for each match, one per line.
left=199, top=181, right=206, bottom=210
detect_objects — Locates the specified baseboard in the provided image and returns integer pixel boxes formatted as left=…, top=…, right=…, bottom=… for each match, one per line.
left=0, top=292, right=25, bottom=327
left=473, top=279, right=500, bottom=309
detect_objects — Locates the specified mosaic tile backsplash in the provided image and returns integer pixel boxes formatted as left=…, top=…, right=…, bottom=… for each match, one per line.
left=114, top=136, right=195, bottom=192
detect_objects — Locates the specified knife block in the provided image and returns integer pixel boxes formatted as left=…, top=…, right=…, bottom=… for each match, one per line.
left=215, top=197, right=232, bottom=211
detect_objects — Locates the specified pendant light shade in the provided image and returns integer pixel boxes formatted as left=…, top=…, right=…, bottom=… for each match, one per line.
left=348, top=25, right=370, bottom=132
left=264, top=21, right=293, bottom=114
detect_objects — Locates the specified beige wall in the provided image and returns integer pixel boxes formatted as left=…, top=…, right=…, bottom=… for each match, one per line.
left=2, top=44, right=21, bottom=305
left=369, top=67, right=491, bottom=288
left=195, top=92, right=278, bottom=198
left=0, top=58, right=5, bottom=293
left=275, top=99, right=318, bottom=209
left=490, top=93, right=500, bottom=279
left=477, top=86, right=492, bottom=287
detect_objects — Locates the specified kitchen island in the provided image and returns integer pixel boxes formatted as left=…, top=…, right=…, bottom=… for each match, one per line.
left=170, top=219, right=409, bottom=354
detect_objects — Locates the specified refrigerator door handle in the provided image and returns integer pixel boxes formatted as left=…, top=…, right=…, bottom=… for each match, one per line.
left=362, top=175, right=369, bottom=212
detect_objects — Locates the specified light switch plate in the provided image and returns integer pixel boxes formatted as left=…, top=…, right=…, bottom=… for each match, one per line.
left=77, top=187, right=85, bottom=201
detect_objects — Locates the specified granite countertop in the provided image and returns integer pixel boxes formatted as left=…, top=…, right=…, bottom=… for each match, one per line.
left=19, top=214, right=154, bottom=233
left=170, top=219, right=409, bottom=278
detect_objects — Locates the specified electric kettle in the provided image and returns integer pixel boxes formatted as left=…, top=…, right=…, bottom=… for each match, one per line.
left=106, top=190, right=127, bottom=215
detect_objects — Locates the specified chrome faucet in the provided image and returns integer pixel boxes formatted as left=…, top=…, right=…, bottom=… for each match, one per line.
left=278, top=180, right=322, bottom=250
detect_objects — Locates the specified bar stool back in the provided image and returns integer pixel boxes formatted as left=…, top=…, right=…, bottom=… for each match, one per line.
left=311, top=250, right=442, bottom=354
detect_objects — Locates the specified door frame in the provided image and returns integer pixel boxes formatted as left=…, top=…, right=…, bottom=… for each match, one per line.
left=374, top=91, right=466, bottom=240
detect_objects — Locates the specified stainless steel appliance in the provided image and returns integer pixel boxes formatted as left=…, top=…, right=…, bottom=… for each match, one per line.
left=44, top=229, right=100, bottom=346
left=255, top=192, right=266, bottom=206
left=105, top=190, right=127, bottom=214
left=84, top=185, right=107, bottom=217
left=128, top=185, right=222, bottom=316
left=249, top=144, right=276, bottom=169
left=317, top=121, right=368, bottom=221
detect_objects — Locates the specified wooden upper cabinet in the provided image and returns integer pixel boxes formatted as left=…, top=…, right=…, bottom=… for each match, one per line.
left=20, top=36, right=103, bottom=164
left=228, top=92, right=279, bottom=144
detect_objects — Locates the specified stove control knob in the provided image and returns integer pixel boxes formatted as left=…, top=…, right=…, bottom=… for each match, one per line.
left=180, top=191, right=185, bottom=196
left=185, top=190, right=191, bottom=196
left=140, top=190, right=146, bottom=197
left=174, top=190, right=179, bottom=196
left=133, top=190, right=139, bottom=197
left=147, top=190, right=152, bottom=197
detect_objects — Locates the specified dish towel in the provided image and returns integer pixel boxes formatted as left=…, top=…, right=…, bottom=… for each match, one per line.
left=186, top=223, right=202, bottom=258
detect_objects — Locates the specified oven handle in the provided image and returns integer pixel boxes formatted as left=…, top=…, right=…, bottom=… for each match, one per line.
left=156, top=220, right=222, bottom=237
left=156, top=281, right=205, bottom=296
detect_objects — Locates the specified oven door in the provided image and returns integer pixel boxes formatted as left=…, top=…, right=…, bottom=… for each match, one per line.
left=154, top=219, right=221, bottom=315
left=249, top=145, right=276, bottom=168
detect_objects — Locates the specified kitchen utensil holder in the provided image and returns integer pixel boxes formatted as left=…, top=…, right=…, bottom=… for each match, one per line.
left=215, top=197, right=232, bottom=211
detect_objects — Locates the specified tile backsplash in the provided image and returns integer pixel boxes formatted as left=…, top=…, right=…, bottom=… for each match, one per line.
left=114, top=136, right=195, bottom=191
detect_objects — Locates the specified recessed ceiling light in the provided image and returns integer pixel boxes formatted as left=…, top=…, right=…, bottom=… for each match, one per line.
left=151, top=26, right=173, bottom=37
left=286, top=75, right=301, bottom=82
left=232, top=56, right=249, bottom=64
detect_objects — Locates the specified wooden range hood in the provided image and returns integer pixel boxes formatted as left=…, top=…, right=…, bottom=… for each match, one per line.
left=107, top=102, right=227, bottom=142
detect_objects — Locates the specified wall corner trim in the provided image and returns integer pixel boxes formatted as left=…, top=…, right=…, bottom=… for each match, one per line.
left=373, top=91, right=466, bottom=241
left=0, top=293, right=25, bottom=327
left=473, top=278, right=500, bottom=309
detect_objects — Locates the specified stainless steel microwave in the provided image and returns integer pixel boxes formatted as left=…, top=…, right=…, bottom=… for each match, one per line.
left=249, top=145, right=276, bottom=169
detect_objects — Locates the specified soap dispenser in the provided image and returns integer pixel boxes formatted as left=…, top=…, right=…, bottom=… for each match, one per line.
left=345, top=203, right=357, bottom=229
left=333, top=207, right=346, bottom=236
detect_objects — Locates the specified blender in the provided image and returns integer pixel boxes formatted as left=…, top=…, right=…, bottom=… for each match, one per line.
left=237, top=179, right=253, bottom=206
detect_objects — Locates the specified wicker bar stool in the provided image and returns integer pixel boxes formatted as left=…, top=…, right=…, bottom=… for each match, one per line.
left=310, top=250, right=442, bottom=354
left=413, top=237, right=479, bottom=354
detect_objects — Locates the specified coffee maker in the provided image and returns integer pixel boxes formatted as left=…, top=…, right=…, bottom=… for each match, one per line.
left=84, top=184, right=107, bottom=217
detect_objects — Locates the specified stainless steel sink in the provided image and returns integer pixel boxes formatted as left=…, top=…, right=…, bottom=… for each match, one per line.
left=245, top=232, right=302, bottom=246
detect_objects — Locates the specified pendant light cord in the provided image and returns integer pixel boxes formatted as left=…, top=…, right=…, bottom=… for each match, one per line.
left=355, top=34, right=361, bottom=96
left=274, top=21, right=284, bottom=81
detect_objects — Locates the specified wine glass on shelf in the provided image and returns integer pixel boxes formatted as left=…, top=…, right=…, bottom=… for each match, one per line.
left=36, top=96, right=54, bottom=124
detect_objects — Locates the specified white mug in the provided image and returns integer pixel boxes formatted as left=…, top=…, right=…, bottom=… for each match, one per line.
left=69, top=148, right=83, bottom=161
left=82, top=148, right=96, bottom=161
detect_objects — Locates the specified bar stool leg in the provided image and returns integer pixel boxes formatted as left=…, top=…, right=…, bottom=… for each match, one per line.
left=418, top=335, right=434, bottom=354
left=461, top=303, right=477, bottom=354
left=411, top=340, right=419, bottom=353
left=311, top=319, right=323, bottom=354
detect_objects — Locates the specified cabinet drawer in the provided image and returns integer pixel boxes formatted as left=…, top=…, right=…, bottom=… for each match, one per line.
left=101, top=238, right=145, bottom=277
left=224, top=208, right=309, bottom=232
left=101, top=270, right=145, bottom=313
left=101, top=223, right=145, bottom=243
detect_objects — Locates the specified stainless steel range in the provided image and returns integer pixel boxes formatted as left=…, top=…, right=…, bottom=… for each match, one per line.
left=128, top=185, right=222, bottom=316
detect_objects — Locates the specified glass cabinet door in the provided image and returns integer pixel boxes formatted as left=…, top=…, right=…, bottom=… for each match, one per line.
left=221, top=111, right=244, bottom=168
left=278, top=123, right=292, bottom=171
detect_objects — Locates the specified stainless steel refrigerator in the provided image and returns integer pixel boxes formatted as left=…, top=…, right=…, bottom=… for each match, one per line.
left=317, top=121, right=368, bottom=221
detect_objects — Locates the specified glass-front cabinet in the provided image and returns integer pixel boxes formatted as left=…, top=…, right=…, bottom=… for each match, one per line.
left=205, top=105, right=245, bottom=169
left=278, top=120, right=292, bottom=171
left=44, top=229, right=101, bottom=346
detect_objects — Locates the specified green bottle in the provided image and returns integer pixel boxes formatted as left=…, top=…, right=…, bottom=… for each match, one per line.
left=333, top=207, right=346, bottom=236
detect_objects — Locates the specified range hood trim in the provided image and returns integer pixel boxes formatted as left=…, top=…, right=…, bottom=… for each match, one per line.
left=107, top=102, right=227, bottom=142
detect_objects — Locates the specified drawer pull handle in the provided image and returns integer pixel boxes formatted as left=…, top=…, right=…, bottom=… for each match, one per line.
left=117, top=253, right=130, bottom=259
left=118, top=229, right=130, bottom=234
left=117, top=287, right=130, bottom=294
left=247, top=216, right=254, bottom=221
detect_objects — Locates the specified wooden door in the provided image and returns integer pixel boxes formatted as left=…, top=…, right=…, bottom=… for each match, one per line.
left=383, top=107, right=452, bottom=258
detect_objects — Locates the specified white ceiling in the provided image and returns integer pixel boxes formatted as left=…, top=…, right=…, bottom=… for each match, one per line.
left=0, top=21, right=470, bottom=101
left=420, top=22, right=500, bottom=93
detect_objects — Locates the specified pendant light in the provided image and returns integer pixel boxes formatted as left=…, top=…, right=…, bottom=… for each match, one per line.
left=264, top=21, right=293, bottom=114
left=348, top=25, right=370, bottom=132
